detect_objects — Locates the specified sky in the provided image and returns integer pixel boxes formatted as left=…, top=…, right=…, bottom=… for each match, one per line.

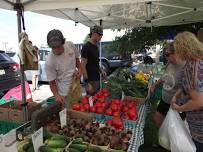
left=0, top=8, right=124, bottom=52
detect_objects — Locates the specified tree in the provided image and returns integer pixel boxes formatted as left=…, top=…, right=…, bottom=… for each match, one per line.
left=104, top=22, right=201, bottom=55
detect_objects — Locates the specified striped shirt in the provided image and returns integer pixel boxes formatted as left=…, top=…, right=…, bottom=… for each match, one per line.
left=182, top=60, right=203, bottom=143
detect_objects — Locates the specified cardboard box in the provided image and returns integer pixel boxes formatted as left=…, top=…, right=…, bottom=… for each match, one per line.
left=67, top=109, right=92, bottom=121
left=0, top=102, right=11, bottom=121
left=9, top=101, right=41, bottom=123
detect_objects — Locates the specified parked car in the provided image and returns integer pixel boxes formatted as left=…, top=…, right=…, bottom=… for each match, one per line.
left=108, top=54, right=132, bottom=68
left=0, top=50, right=21, bottom=98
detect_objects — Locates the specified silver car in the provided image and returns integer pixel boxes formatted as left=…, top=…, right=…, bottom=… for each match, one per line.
left=6, top=49, right=51, bottom=82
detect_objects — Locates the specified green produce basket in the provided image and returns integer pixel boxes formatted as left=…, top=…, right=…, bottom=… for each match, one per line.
left=46, top=96, right=56, bottom=104
left=0, top=120, right=20, bottom=135
left=91, top=113, right=105, bottom=123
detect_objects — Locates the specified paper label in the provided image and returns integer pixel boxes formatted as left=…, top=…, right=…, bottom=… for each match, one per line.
left=121, top=91, right=125, bottom=101
left=32, top=127, right=43, bottom=152
left=3, top=129, right=16, bottom=146
left=89, top=96, right=93, bottom=107
left=59, top=108, right=67, bottom=128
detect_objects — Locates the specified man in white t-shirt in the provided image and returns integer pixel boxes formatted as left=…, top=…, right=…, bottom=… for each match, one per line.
left=45, top=29, right=81, bottom=106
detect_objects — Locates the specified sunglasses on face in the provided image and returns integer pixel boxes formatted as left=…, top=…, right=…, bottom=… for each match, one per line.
left=96, top=32, right=103, bottom=36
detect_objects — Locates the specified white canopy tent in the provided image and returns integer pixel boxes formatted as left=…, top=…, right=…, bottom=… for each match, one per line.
left=1, top=0, right=203, bottom=29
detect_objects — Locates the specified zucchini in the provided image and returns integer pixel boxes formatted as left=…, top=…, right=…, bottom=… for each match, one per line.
left=88, top=146, right=102, bottom=152
left=50, top=135, right=70, bottom=143
left=22, top=143, right=32, bottom=151
left=27, top=146, right=34, bottom=152
left=72, top=138, right=83, bottom=144
left=45, top=139, right=67, bottom=148
left=110, top=150, right=124, bottom=152
left=68, top=148, right=81, bottom=152
left=69, top=144, right=87, bottom=151
left=39, top=146, right=63, bottom=152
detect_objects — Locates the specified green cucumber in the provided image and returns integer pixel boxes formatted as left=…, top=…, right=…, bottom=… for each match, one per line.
left=69, top=144, right=87, bottom=151
left=88, top=146, right=102, bottom=152
left=27, top=146, right=34, bottom=152
left=50, top=135, right=70, bottom=143
left=39, top=146, right=63, bottom=152
left=72, top=138, right=83, bottom=144
left=110, top=150, right=124, bottom=152
left=68, top=148, right=81, bottom=152
left=22, top=143, right=32, bottom=151
left=45, top=139, right=67, bottom=148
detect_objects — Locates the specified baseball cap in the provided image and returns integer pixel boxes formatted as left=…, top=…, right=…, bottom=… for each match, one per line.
left=47, top=29, right=65, bottom=48
left=90, top=25, right=103, bottom=35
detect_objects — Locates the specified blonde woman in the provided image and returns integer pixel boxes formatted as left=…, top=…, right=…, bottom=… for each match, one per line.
left=172, top=31, right=203, bottom=152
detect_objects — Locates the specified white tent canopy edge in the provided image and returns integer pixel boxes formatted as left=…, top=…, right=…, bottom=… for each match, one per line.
left=1, top=0, right=203, bottom=29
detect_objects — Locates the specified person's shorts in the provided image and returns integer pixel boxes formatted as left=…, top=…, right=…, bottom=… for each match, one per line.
left=157, top=98, right=186, bottom=119
left=157, top=98, right=170, bottom=116
left=88, top=80, right=100, bottom=95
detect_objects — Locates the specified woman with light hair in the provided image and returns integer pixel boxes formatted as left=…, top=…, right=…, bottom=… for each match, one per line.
left=172, top=31, right=203, bottom=152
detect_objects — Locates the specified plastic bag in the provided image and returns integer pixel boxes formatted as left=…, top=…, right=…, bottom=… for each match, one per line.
left=67, top=78, right=82, bottom=105
left=159, top=107, right=196, bottom=152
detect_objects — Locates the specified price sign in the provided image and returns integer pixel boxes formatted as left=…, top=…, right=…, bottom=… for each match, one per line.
left=32, top=127, right=43, bottom=152
left=59, top=108, right=67, bottom=128
left=88, top=96, right=93, bottom=107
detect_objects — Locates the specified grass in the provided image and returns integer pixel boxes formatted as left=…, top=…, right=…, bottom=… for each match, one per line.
left=138, top=102, right=170, bottom=152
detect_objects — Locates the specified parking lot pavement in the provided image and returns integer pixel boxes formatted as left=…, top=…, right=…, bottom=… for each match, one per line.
left=30, top=84, right=53, bottom=103
left=30, top=84, right=86, bottom=103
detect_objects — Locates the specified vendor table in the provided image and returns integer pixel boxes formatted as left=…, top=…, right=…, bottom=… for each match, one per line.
left=127, top=102, right=149, bottom=152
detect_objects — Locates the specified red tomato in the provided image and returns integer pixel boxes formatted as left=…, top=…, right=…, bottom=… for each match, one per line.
left=106, top=109, right=113, bottom=116
left=113, top=111, right=120, bottom=117
left=96, top=107, right=103, bottom=114
left=124, top=114, right=130, bottom=120
left=111, top=104, right=118, bottom=112
left=122, top=106, right=128, bottom=112
left=82, top=96, right=89, bottom=104
left=71, top=103, right=81, bottom=111
left=90, top=106, right=96, bottom=112
left=84, top=104, right=90, bottom=111
left=80, top=106, right=86, bottom=112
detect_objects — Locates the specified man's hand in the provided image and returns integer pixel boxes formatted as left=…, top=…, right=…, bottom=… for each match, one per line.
left=55, top=94, right=65, bottom=106
left=149, top=85, right=156, bottom=93
left=101, top=70, right=107, bottom=78
left=74, top=69, right=81, bottom=80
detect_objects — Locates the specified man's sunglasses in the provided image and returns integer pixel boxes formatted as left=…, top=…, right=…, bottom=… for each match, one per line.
left=97, top=32, right=103, bottom=36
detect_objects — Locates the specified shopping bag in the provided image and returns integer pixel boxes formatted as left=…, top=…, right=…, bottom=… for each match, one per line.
left=159, top=107, right=196, bottom=152
left=66, top=78, right=82, bottom=106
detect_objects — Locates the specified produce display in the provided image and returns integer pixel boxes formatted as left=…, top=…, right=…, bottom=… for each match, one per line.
left=43, top=116, right=132, bottom=151
left=16, top=67, right=150, bottom=152
left=71, top=88, right=140, bottom=127
left=104, top=68, right=149, bottom=98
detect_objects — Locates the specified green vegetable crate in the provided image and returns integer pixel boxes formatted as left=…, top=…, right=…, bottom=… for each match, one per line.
left=0, top=120, right=20, bottom=134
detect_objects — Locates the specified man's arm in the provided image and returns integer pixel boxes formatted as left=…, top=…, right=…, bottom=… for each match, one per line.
left=81, top=58, right=88, bottom=80
left=49, top=80, right=65, bottom=104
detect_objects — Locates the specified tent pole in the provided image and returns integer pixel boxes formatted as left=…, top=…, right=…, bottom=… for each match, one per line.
left=16, top=0, right=28, bottom=123
left=99, top=20, right=102, bottom=89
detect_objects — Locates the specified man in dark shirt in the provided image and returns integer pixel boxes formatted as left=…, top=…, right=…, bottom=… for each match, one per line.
left=81, top=25, right=106, bottom=95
